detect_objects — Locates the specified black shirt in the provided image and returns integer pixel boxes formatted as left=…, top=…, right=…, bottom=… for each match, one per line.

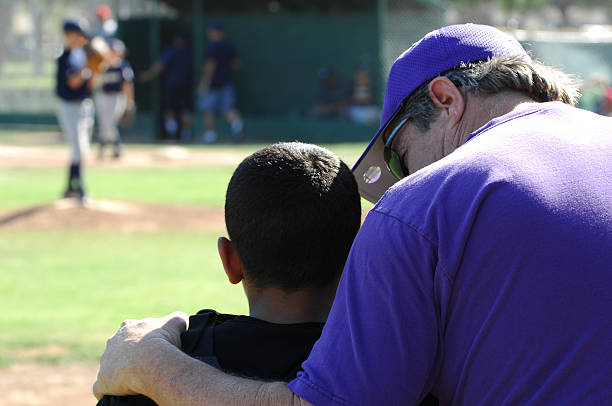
left=97, top=309, right=324, bottom=406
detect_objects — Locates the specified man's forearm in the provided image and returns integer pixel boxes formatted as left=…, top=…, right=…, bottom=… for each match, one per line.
left=140, top=340, right=306, bottom=406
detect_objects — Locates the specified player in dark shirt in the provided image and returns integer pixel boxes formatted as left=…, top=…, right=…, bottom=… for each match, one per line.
left=197, top=21, right=244, bottom=143
left=96, top=142, right=362, bottom=406
left=56, top=18, right=96, bottom=202
left=139, top=31, right=194, bottom=142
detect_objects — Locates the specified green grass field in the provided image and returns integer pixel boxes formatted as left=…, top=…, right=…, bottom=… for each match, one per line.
left=0, top=139, right=371, bottom=366
left=0, top=166, right=237, bottom=210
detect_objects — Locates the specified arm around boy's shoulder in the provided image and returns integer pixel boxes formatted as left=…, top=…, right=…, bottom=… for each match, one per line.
left=95, top=311, right=222, bottom=406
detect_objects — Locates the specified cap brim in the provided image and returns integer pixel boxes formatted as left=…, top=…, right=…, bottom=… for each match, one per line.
left=352, top=116, right=402, bottom=204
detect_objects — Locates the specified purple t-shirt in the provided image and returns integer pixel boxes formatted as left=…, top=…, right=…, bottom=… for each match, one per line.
left=289, top=102, right=612, bottom=405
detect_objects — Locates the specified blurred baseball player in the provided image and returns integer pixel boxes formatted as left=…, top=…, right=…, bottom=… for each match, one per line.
left=95, top=39, right=135, bottom=159
left=56, top=18, right=97, bottom=202
left=197, top=21, right=244, bottom=143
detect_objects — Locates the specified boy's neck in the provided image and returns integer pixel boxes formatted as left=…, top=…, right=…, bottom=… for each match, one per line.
left=245, top=283, right=337, bottom=324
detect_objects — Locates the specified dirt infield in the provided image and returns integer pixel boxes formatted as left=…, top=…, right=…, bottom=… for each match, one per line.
left=0, top=144, right=247, bottom=168
left=0, top=198, right=226, bottom=232
left=0, top=363, right=99, bottom=406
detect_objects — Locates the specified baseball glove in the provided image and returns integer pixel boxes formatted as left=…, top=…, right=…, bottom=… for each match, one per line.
left=85, top=37, right=111, bottom=74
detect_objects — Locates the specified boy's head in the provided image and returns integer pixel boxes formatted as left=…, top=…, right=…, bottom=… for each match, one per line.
left=223, top=142, right=361, bottom=292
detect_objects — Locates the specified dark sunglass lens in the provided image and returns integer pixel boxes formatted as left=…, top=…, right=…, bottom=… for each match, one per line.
left=388, top=150, right=406, bottom=179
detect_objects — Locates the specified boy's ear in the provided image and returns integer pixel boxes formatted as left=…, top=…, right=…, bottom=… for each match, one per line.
left=218, top=237, right=244, bottom=285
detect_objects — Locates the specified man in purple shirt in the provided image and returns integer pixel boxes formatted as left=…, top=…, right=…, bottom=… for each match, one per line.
left=94, top=24, right=612, bottom=405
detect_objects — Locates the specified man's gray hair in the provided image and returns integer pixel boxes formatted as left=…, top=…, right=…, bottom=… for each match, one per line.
left=399, top=56, right=581, bottom=132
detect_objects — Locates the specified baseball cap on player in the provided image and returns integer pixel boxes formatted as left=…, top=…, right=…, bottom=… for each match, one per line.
left=63, top=18, right=91, bottom=38
left=352, top=23, right=531, bottom=203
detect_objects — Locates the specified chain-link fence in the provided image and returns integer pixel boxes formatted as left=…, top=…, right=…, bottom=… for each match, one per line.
left=378, top=0, right=445, bottom=88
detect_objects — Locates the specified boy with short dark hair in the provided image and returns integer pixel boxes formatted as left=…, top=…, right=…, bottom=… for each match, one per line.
left=98, top=142, right=362, bottom=405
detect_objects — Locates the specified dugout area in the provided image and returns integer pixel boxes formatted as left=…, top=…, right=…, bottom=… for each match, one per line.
left=1, top=1, right=612, bottom=144
left=110, top=0, right=445, bottom=143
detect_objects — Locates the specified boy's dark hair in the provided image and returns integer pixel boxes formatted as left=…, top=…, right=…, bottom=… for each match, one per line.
left=225, top=142, right=361, bottom=291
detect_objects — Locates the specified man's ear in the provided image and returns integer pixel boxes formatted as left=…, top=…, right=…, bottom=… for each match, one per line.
left=217, top=237, right=244, bottom=285
left=428, top=76, right=466, bottom=126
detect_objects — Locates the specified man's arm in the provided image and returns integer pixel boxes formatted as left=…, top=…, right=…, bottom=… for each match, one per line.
left=138, top=61, right=164, bottom=83
left=93, top=313, right=311, bottom=406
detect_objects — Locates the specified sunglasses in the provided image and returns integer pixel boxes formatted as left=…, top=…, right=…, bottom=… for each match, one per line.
left=383, top=117, right=409, bottom=180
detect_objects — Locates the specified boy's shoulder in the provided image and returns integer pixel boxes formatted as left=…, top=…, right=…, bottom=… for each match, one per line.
left=183, top=309, right=324, bottom=381
left=96, top=310, right=325, bottom=406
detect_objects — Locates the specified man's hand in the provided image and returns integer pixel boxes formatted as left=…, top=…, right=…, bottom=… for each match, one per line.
left=93, top=312, right=188, bottom=400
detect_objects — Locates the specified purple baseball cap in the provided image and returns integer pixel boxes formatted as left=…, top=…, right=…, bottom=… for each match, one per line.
left=352, top=24, right=530, bottom=203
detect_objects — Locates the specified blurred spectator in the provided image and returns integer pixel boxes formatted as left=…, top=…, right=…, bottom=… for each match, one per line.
left=578, top=73, right=610, bottom=114
left=346, top=65, right=380, bottom=124
left=197, top=21, right=244, bottom=144
left=94, top=4, right=118, bottom=41
left=95, top=39, right=135, bottom=159
left=139, top=31, right=194, bottom=142
left=600, top=86, right=612, bottom=116
left=312, top=67, right=348, bottom=119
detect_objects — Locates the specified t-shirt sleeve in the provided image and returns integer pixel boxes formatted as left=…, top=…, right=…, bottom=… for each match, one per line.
left=288, top=210, right=441, bottom=405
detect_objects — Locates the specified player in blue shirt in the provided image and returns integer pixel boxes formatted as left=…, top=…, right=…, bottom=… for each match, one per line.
left=56, top=18, right=96, bottom=202
left=197, top=21, right=244, bottom=143
left=140, top=31, right=194, bottom=142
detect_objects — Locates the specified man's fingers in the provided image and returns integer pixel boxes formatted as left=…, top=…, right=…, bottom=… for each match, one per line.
left=93, top=312, right=188, bottom=399
left=158, top=312, right=189, bottom=347
left=120, top=318, right=136, bottom=328
left=163, top=311, right=189, bottom=329
left=93, top=380, right=103, bottom=400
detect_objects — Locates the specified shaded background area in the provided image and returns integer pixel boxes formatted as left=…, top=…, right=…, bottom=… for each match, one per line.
left=0, top=0, right=611, bottom=140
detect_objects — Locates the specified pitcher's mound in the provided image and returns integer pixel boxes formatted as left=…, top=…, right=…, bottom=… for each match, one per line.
left=0, top=199, right=225, bottom=232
